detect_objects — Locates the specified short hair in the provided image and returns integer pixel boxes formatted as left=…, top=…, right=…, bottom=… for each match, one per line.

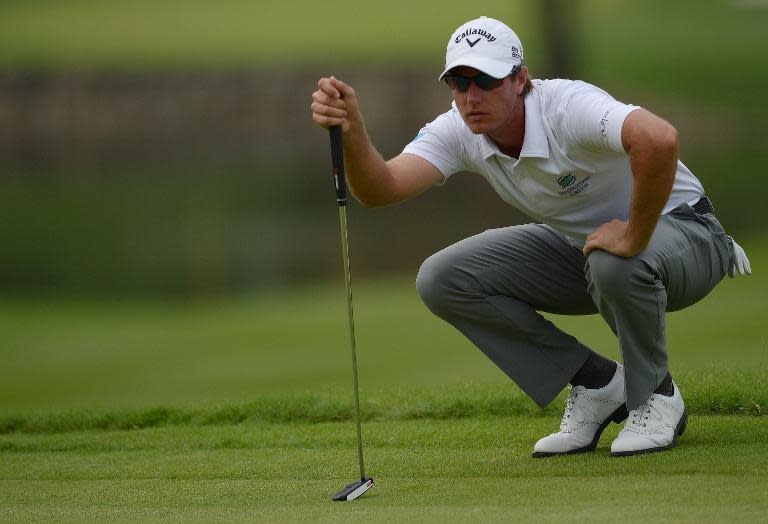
left=512, top=66, right=533, bottom=96
left=523, top=77, right=533, bottom=96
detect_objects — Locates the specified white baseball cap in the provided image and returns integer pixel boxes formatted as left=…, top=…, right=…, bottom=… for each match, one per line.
left=439, top=16, right=524, bottom=80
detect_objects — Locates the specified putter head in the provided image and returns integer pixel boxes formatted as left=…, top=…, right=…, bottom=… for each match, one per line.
left=332, top=477, right=374, bottom=501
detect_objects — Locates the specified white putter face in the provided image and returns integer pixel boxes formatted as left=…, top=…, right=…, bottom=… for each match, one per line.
left=332, top=478, right=374, bottom=501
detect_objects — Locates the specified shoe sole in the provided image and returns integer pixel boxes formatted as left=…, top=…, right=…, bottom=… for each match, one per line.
left=531, top=403, right=629, bottom=458
left=610, top=409, right=688, bottom=457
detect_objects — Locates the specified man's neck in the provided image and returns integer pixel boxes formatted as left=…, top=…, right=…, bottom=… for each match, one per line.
left=488, top=99, right=526, bottom=159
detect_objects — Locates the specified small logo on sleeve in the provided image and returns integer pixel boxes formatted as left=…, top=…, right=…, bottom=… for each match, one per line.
left=600, top=108, right=614, bottom=139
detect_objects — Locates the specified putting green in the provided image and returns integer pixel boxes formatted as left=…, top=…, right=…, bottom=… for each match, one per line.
left=2, top=416, right=766, bottom=522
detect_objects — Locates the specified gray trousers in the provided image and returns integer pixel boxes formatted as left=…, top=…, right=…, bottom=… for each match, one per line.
left=416, top=203, right=731, bottom=410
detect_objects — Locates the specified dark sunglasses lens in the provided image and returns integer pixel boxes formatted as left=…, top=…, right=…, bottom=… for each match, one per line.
left=474, top=74, right=503, bottom=90
left=445, top=74, right=503, bottom=92
left=445, top=76, right=471, bottom=92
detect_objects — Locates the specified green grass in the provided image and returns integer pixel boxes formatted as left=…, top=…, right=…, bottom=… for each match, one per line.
left=0, top=0, right=529, bottom=70
left=0, top=230, right=764, bottom=520
left=1, top=369, right=766, bottom=435
left=579, top=0, right=768, bottom=107
left=2, top=416, right=767, bottom=522
left=1, top=236, right=765, bottom=414
left=0, top=238, right=765, bottom=415
left=1, top=0, right=766, bottom=90
left=0, top=241, right=765, bottom=522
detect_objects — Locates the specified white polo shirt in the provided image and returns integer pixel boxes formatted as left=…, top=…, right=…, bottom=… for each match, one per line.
left=402, top=78, right=704, bottom=247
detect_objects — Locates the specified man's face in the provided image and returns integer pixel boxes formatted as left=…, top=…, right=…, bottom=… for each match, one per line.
left=447, top=66, right=524, bottom=136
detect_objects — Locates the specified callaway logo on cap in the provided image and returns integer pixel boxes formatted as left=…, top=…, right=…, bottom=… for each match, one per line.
left=439, top=16, right=524, bottom=80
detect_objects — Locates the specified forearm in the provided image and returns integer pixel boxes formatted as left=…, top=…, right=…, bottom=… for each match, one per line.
left=342, top=121, right=400, bottom=207
left=312, top=76, right=441, bottom=207
left=625, top=134, right=678, bottom=251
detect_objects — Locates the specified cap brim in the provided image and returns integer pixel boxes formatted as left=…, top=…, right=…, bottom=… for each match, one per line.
left=438, top=56, right=516, bottom=80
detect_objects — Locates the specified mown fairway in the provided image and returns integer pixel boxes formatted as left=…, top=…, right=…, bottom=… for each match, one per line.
left=1, top=241, right=765, bottom=521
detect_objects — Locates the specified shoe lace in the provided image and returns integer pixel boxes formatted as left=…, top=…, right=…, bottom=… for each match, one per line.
left=560, top=387, right=581, bottom=430
left=629, top=396, right=659, bottom=428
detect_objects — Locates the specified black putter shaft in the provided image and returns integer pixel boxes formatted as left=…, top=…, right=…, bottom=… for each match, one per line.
left=329, top=125, right=373, bottom=501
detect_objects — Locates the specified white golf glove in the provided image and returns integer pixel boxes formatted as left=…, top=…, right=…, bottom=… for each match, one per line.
left=727, top=237, right=752, bottom=278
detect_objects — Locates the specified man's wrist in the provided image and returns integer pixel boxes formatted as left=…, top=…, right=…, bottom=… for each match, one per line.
left=623, top=226, right=651, bottom=255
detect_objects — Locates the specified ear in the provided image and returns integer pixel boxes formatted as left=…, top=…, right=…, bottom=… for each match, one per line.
left=516, top=66, right=529, bottom=95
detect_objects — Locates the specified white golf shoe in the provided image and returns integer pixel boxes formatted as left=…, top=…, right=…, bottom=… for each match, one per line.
left=532, top=364, right=628, bottom=457
left=610, top=382, right=687, bottom=456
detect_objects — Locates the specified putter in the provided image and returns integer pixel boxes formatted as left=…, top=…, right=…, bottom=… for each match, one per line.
left=328, top=125, right=374, bottom=501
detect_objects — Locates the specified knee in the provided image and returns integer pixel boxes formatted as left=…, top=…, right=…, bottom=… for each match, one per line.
left=416, top=251, right=464, bottom=316
left=586, top=250, right=644, bottom=297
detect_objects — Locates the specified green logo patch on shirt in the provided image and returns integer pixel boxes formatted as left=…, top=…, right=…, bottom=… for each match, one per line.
left=557, top=174, right=576, bottom=189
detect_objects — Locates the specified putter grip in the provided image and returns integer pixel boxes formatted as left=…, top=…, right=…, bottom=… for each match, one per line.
left=329, top=125, right=347, bottom=206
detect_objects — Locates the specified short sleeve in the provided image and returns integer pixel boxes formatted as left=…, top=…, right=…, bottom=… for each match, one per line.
left=561, top=84, right=641, bottom=153
left=402, top=110, right=466, bottom=180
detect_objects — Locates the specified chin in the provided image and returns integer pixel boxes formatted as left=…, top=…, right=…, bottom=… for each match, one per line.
left=464, top=120, right=492, bottom=135
left=472, top=125, right=496, bottom=136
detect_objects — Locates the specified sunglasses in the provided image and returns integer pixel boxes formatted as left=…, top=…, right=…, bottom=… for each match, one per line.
left=443, top=65, right=522, bottom=93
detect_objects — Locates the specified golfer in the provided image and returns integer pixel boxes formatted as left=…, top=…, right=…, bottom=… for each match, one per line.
left=310, top=16, right=751, bottom=456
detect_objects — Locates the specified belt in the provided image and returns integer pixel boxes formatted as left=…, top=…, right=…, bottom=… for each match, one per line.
left=692, top=196, right=714, bottom=215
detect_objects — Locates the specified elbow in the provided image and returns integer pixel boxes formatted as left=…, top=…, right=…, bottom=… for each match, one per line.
left=654, top=123, right=679, bottom=159
left=353, top=191, right=392, bottom=209
left=358, top=197, right=383, bottom=209
left=352, top=183, right=401, bottom=208
left=360, top=197, right=394, bottom=209
left=627, top=116, right=679, bottom=160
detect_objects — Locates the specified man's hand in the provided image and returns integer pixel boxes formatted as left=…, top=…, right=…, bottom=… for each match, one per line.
left=583, top=219, right=646, bottom=258
left=311, top=76, right=361, bottom=133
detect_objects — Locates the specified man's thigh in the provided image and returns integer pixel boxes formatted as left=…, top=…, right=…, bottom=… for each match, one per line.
left=429, top=223, right=597, bottom=315
left=640, top=206, right=730, bottom=312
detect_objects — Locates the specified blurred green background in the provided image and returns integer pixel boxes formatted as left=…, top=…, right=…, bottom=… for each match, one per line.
left=0, top=0, right=765, bottom=414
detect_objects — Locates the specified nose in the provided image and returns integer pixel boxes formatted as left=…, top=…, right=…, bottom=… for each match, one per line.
left=466, top=81, right=483, bottom=104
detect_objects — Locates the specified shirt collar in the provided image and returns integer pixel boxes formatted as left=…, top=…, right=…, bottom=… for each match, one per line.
left=475, top=88, right=550, bottom=161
